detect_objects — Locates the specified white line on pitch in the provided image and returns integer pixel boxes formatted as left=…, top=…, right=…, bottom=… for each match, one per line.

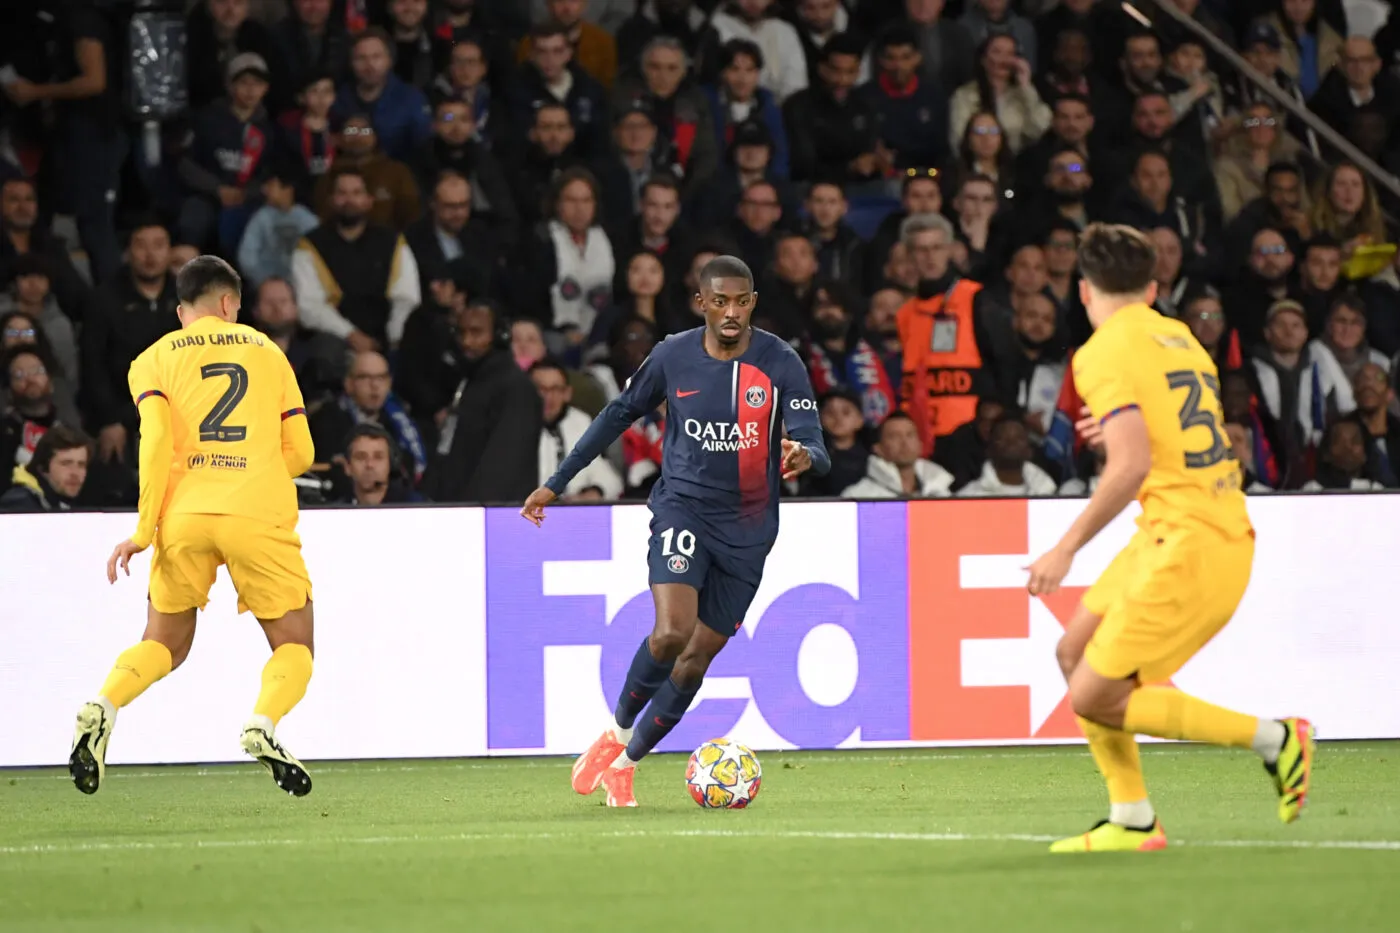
left=2, top=745, right=1367, bottom=782
left=1, top=828, right=1397, bottom=858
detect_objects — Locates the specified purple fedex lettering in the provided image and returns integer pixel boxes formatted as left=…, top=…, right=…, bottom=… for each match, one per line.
left=484, top=504, right=911, bottom=751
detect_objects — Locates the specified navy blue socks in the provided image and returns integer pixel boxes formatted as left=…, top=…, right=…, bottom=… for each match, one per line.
left=625, top=676, right=700, bottom=762
left=613, top=637, right=676, bottom=730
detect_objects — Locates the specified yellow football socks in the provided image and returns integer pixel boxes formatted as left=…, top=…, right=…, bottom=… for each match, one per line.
left=1124, top=685, right=1258, bottom=749
left=252, top=644, right=314, bottom=726
left=99, top=640, right=174, bottom=708
left=1078, top=716, right=1148, bottom=803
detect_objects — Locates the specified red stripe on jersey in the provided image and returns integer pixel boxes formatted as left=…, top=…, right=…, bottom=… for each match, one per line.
left=281, top=407, right=306, bottom=421
left=135, top=390, right=166, bottom=404
left=736, top=362, right=773, bottom=519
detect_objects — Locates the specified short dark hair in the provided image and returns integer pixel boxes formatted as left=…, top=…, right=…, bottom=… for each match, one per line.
left=1266, top=161, right=1302, bottom=183
left=874, top=23, right=920, bottom=55
left=1329, top=289, right=1367, bottom=318
left=1124, top=28, right=1159, bottom=50
left=346, top=422, right=395, bottom=458
left=879, top=410, right=920, bottom=437
left=641, top=173, right=681, bottom=199
left=719, top=37, right=764, bottom=71
left=1077, top=223, right=1158, bottom=295
left=1305, top=232, right=1342, bottom=253
left=263, top=161, right=301, bottom=188
left=352, top=26, right=394, bottom=57
left=330, top=166, right=369, bottom=192
left=534, top=99, right=572, bottom=123
left=127, top=214, right=169, bottom=240
left=529, top=357, right=570, bottom=381
left=531, top=20, right=571, bottom=44
left=31, top=424, right=92, bottom=476
left=1132, top=147, right=1171, bottom=173
left=901, top=168, right=940, bottom=196
left=1053, top=92, right=1092, bottom=112
left=697, top=255, right=754, bottom=290
left=821, top=32, right=867, bottom=63
left=3, top=342, right=56, bottom=381
left=176, top=255, right=242, bottom=306
left=299, top=69, right=336, bottom=92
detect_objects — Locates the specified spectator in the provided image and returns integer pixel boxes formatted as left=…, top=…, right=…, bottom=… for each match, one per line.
left=1163, top=36, right=1224, bottom=155
left=1347, top=361, right=1400, bottom=486
left=1148, top=226, right=1197, bottom=318
left=976, top=241, right=1048, bottom=341
left=882, top=241, right=922, bottom=292
left=1266, top=0, right=1343, bottom=99
left=238, top=167, right=321, bottom=290
left=613, top=37, right=719, bottom=190
left=531, top=358, right=623, bottom=499
left=689, top=121, right=791, bottom=233
left=340, top=423, right=425, bottom=505
left=799, top=388, right=869, bottom=496
left=951, top=111, right=1016, bottom=203
left=1148, top=0, right=1235, bottom=55
left=1225, top=227, right=1303, bottom=343
left=608, top=174, right=691, bottom=299
left=1252, top=298, right=1355, bottom=485
left=1315, top=40, right=1400, bottom=160
left=512, top=102, right=587, bottom=229
left=276, top=72, right=338, bottom=200
left=177, top=53, right=276, bottom=253
left=1310, top=292, right=1389, bottom=388
left=1035, top=0, right=1122, bottom=89
left=430, top=38, right=500, bottom=150
left=584, top=316, right=656, bottom=404
left=518, top=0, right=618, bottom=90
left=709, top=0, right=808, bottom=104
left=784, top=34, right=886, bottom=185
left=1309, top=161, right=1388, bottom=252
left=792, top=0, right=860, bottom=87
left=80, top=220, right=179, bottom=467
left=1181, top=286, right=1243, bottom=373
left=1106, top=150, right=1211, bottom=269
left=518, top=168, right=615, bottom=350
left=3, top=1, right=125, bottom=286
left=0, top=257, right=80, bottom=397
left=703, top=39, right=791, bottom=180
left=949, top=34, right=1051, bottom=156
left=949, top=174, right=1005, bottom=280
left=0, top=178, right=87, bottom=323
left=930, top=393, right=1000, bottom=487
left=621, top=399, right=667, bottom=497
left=592, top=248, right=677, bottom=346
left=434, top=0, right=512, bottom=82
left=188, top=0, right=288, bottom=114
left=593, top=105, right=674, bottom=230
left=959, top=0, right=1037, bottom=73
left=727, top=179, right=786, bottom=279
left=249, top=277, right=342, bottom=399
left=1224, top=161, right=1311, bottom=272
left=1057, top=444, right=1105, bottom=495
left=861, top=23, right=950, bottom=173
left=1, top=345, right=80, bottom=477
left=292, top=169, right=422, bottom=350
left=801, top=182, right=865, bottom=290
left=1215, top=102, right=1301, bottom=222
left=864, top=168, right=943, bottom=292
left=273, top=0, right=349, bottom=96
left=336, top=28, right=433, bottom=161
left=310, top=349, right=427, bottom=482
left=1227, top=21, right=1318, bottom=155
left=956, top=414, right=1057, bottom=496
left=897, top=212, right=990, bottom=454
left=804, top=283, right=897, bottom=426
left=754, top=232, right=818, bottom=340
left=387, top=0, right=437, bottom=90
left=170, top=244, right=201, bottom=275
left=1114, top=31, right=1190, bottom=120
left=509, top=22, right=610, bottom=162
left=313, top=113, right=421, bottom=231
left=422, top=300, right=543, bottom=503
left=1300, top=419, right=1383, bottom=491
left=902, top=0, right=975, bottom=93
left=1298, top=234, right=1345, bottom=332
left=668, top=244, right=724, bottom=330
left=398, top=286, right=475, bottom=439
left=988, top=292, right=1066, bottom=440
left=1224, top=420, right=1275, bottom=492
left=1034, top=28, right=1104, bottom=111
left=0, top=424, right=90, bottom=512
left=843, top=409, right=953, bottom=498
left=404, top=171, right=496, bottom=311
left=1042, top=221, right=1087, bottom=343
left=616, top=1, right=716, bottom=73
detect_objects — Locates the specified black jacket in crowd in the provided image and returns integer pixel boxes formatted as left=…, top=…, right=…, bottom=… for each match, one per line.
left=782, top=83, right=882, bottom=184
left=506, top=62, right=611, bottom=161
left=179, top=100, right=274, bottom=198
left=412, top=137, right=520, bottom=249
left=421, top=348, right=543, bottom=504
left=403, top=215, right=498, bottom=304
left=80, top=272, right=180, bottom=432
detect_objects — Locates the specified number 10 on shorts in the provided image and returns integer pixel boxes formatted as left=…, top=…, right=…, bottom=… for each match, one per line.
left=660, top=527, right=695, bottom=574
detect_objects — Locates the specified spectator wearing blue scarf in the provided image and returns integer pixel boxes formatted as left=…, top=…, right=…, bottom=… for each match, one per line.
left=309, top=350, right=427, bottom=485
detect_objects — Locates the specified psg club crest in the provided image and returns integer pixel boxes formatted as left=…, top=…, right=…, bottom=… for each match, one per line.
left=744, top=385, right=767, bottom=408
left=667, top=554, right=689, bottom=574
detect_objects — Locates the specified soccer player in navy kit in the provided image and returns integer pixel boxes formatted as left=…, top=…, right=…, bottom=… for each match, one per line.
left=521, top=256, right=831, bottom=807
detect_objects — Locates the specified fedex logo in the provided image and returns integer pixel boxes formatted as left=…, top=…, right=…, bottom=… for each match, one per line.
left=483, top=504, right=909, bottom=752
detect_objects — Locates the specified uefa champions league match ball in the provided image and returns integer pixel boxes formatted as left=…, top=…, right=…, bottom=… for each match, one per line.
left=686, top=739, right=762, bottom=809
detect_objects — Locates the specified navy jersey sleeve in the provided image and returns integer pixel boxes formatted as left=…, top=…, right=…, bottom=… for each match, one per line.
left=773, top=343, right=831, bottom=477
left=544, top=342, right=670, bottom=495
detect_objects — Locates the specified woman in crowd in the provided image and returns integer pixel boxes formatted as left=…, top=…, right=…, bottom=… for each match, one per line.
left=1268, top=0, right=1343, bottom=99
left=1309, top=161, right=1390, bottom=257
left=1309, top=292, right=1389, bottom=387
left=949, top=34, right=1052, bottom=156
left=949, top=111, right=1017, bottom=205
left=1215, top=102, right=1300, bottom=221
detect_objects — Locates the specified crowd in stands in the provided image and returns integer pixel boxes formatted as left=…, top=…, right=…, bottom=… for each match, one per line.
left=5, top=0, right=1400, bottom=513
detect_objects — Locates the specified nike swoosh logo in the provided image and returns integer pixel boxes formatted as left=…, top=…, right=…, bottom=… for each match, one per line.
left=677, top=390, right=701, bottom=398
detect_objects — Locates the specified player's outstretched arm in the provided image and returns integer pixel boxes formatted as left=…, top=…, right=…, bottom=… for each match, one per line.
left=1027, top=407, right=1151, bottom=596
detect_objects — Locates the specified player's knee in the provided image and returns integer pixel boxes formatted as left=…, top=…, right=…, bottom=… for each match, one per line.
left=647, top=628, right=689, bottom=663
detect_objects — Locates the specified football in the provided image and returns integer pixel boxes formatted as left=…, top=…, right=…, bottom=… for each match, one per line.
left=685, top=738, right=762, bottom=809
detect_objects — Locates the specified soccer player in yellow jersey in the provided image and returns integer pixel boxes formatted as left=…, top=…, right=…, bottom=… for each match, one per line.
left=1026, top=225, right=1315, bottom=853
left=69, top=256, right=318, bottom=797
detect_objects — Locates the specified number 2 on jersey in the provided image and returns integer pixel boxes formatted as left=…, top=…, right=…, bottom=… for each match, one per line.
left=1166, top=369, right=1232, bottom=469
left=200, top=362, right=249, bottom=443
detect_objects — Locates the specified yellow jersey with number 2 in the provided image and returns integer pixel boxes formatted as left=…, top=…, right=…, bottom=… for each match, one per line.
left=127, top=315, right=308, bottom=539
left=1072, top=303, right=1253, bottom=540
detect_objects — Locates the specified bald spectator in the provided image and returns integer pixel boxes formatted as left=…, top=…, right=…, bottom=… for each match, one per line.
left=1224, top=227, right=1303, bottom=345
left=404, top=171, right=496, bottom=310
left=1310, top=36, right=1400, bottom=162
left=310, top=350, right=427, bottom=483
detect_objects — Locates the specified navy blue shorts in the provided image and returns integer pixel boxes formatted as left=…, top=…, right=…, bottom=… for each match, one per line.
left=646, top=507, right=770, bottom=637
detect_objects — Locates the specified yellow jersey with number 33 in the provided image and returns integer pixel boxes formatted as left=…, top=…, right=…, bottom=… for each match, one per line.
left=127, top=315, right=307, bottom=530
left=1072, top=303, right=1252, bottom=539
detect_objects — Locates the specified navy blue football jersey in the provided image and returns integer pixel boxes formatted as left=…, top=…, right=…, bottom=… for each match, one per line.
left=546, top=327, right=830, bottom=548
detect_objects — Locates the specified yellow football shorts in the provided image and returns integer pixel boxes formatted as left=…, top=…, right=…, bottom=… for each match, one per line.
left=1082, top=525, right=1254, bottom=684
left=149, top=514, right=313, bottom=619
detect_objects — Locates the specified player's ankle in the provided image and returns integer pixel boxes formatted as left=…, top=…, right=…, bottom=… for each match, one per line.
left=1252, top=719, right=1286, bottom=765
left=246, top=714, right=276, bottom=736
left=610, top=723, right=635, bottom=744
left=1109, top=799, right=1155, bottom=829
left=610, top=751, right=637, bottom=770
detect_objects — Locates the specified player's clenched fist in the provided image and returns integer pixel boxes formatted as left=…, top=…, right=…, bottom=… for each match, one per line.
left=520, top=486, right=558, bottom=526
left=780, top=439, right=812, bottom=481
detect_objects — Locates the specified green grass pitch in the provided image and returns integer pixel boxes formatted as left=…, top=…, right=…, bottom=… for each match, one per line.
left=2, top=743, right=1398, bottom=932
